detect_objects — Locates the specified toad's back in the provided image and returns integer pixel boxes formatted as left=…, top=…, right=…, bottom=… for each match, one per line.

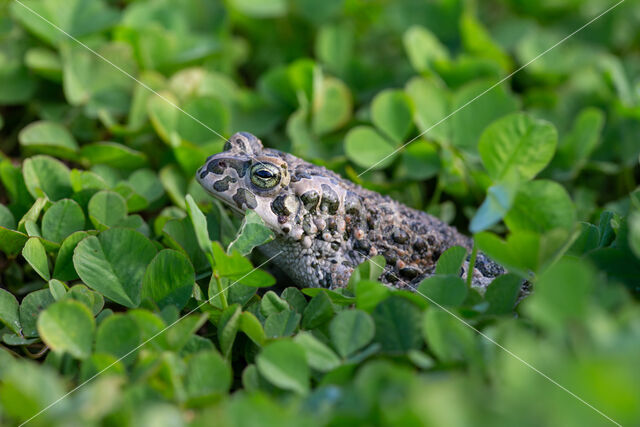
left=197, top=132, right=504, bottom=289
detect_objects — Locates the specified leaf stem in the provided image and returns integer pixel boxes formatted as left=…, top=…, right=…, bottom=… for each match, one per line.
left=213, top=271, right=228, bottom=309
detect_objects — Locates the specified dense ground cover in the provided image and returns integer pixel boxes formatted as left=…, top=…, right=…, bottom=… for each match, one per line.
left=0, top=0, right=639, bottom=425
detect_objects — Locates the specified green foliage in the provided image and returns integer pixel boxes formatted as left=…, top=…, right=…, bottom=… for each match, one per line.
left=0, top=0, right=639, bottom=425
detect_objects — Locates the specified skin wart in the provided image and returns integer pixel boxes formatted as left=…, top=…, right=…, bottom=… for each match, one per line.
left=197, top=132, right=505, bottom=290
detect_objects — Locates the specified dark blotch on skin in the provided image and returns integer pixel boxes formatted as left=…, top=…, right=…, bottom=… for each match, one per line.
left=385, top=272, right=399, bottom=283
left=213, top=176, right=236, bottom=192
left=320, top=184, right=339, bottom=214
left=301, top=190, right=320, bottom=212
left=207, top=159, right=227, bottom=175
left=383, top=250, right=398, bottom=264
left=229, top=159, right=248, bottom=178
left=355, top=239, right=371, bottom=253
left=294, top=171, right=311, bottom=181
left=271, top=194, right=291, bottom=216
left=413, top=238, right=427, bottom=252
left=233, top=137, right=247, bottom=152
left=199, top=169, right=208, bottom=180
left=344, top=191, right=361, bottom=215
left=400, top=267, right=420, bottom=280
left=232, top=188, right=257, bottom=210
left=392, top=228, right=409, bottom=244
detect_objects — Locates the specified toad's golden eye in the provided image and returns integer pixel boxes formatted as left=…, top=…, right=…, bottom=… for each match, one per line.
left=250, top=163, right=281, bottom=189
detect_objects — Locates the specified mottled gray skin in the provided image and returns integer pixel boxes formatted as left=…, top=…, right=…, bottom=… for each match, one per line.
left=197, top=132, right=504, bottom=290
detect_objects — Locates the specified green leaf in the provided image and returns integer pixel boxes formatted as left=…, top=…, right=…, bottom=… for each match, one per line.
left=80, top=353, right=125, bottom=382
left=371, top=89, right=413, bottom=142
left=479, top=113, right=557, bottom=182
left=80, top=142, right=147, bottom=170
left=53, top=231, right=89, bottom=281
left=227, top=210, right=275, bottom=256
left=0, top=227, right=29, bottom=256
left=301, top=291, right=334, bottom=329
left=61, top=41, right=136, bottom=115
left=301, top=288, right=355, bottom=305
left=18, top=197, right=47, bottom=233
left=460, top=12, right=511, bottom=71
left=281, top=287, right=307, bottom=314
left=0, top=204, right=16, bottom=230
left=142, top=249, right=194, bottom=311
left=567, top=222, right=600, bottom=256
left=329, top=310, right=375, bottom=358
left=218, top=304, right=242, bottom=358
left=73, top=228, right=157, bottom=308
left=470, top=182, right=518, bottom=233
left=256, top=340, right=309, bottom=394
left=405, top=77, right=450, bottom=143
left=344, top=126, right=397, bottom=170
left=0, top=288, right=21, bottom=335
left=265, top=310, right=300, bottom=338
left=294, top=332, right=341, bottom=372
left=22, top=237, right=50, bottom=280
left=177, top=97, right=229, bottom=145
left=19, top=289, right=55, bottom=337
left=423, top=308, right=477, bottom=363
left=19, top=120, right=78, bottom=160
left=229, top=0, right=287, bottom=18
left=348, top=255, right=386, bottom=289
left=403, top=25, right=449, bottom=73
left=451, top=81, right=519, bottom=152
left=37, top=300, right=95, bottom=359
left=10, top=0, right=120, bottom=46
left=22, top=155, right=72, bottom=201
left=484, top=273, right=522, bottom=315
left=185, top=194, right=214, bottom=261
left=63, top=284, right=104, bottom=315
left=113, top=182, right=148, bottom=212
left=127, top=169, right=165, bottom=205
left=162, top=217, right=208, bottom=271
left=355, top=280, right=390, bottom=313
left=504, top=180, right=576, bottom=233
left=395, top=141, right=440, bottom=181
left=185, top=350, right=232, bottom=402
left=435, top=246, right=468, bottom=275
left=315, top=23, right=354, bottom=75
left=239, top=311, right=266, bottom=346
left=474, top=232, right=531, bottom=277
left=587, top=248, right=640, bottom=291
left=0, top=360, right=66, bottom=424
left=260, top=291, right=290, bottom=317
left=25, top=47, right=62, bottom=81
left=41, top=199, right=85, bottom=243
left=166, top=313, right=208, bottom=352
left=48, top=279, right=67, bottom=301
left=95, top=313, right=140, bottom=365
left=88, top=190, right=127, bottom=230
left=372, top=296, right=422, bottom=353
left=417, top=275, right=467, bottom=307
left=159, top=165, right=187, bottom=210
left=553, top=108, right=605, bottom=179
left=312, top=76, right=352, bottom=136
left=523, top=257, right=595, bottom=327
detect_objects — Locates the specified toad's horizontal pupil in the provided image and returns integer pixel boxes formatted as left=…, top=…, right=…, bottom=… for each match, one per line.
left=255, top=169, right=273, bottom=178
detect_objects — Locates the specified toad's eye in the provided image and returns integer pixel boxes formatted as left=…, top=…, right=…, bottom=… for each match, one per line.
left=254, top=169, right=274, bottom=179
left=250, top=163, right=281, bottom=189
